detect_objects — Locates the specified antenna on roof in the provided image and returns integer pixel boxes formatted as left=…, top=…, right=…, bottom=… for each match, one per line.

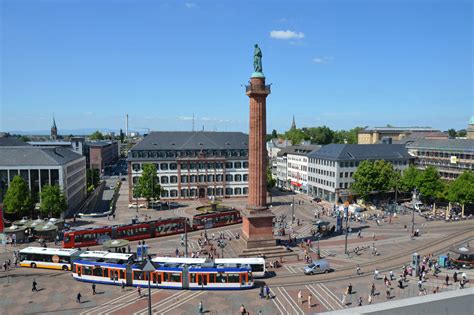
left=192, top=114, right=195, bottom=132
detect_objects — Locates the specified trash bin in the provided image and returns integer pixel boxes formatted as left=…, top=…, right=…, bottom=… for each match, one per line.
left=438, top=255, right=448, bottom=268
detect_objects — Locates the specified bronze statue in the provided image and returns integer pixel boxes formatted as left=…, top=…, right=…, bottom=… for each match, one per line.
left=254, top=44, right=262, bottom=73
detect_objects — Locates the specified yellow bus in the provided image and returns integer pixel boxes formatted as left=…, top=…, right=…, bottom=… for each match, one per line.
left=19, top=247, right=81, bottom=271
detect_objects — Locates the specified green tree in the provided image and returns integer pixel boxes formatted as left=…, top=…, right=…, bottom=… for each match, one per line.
left=447, top=171, right=474, bottom=206
left=17, top=135, right=31, bottom=142
left=266, top=166, right=276, bottom=203
left=89, top=130, right=104, bottom=140
left=284, top=128, right=306, bottom=145
left=416, top=166, right=444, bottom=202
left=304, top=126, right=334, bottom=144
left=134, top=164, right=161, bottom=207
left=400, top=165, right=421, bottom=193
left=271, top=129, right=278, bottom=139
left=351, top=160, right=397, bottom=200
left=3, top=175, right=34, bottom=217
left=447, top=128, right=457, bottom=138
left=87, top=169, right=100, bottom=188
left=40, top=185, right=67, bottom=217
left=457, top=129, right=467, bottom=137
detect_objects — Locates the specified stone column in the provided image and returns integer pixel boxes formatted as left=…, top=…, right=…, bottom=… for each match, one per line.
left=241, top=76, right=275, bottom=249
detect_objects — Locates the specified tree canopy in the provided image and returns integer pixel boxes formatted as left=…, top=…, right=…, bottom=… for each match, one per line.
left=447, top=171, right=474, bottom=205
left=282, top=126, right=363, bottom=145
left=134, top=164, right=161, bottom=206
left=3, top=175, right=35, bottom=216
left=86, top=168, right=100, bottom=188
left=416, top=166, right=444, bottom=202
left=89, top=130, right=104, bottom=140
left=40, top=185, right=67, bottom=217
left=284, top=128, right=307, bottom=145
left=351, top=160, right=398, bottom=199
left=400, top=165, right=421, bottom=193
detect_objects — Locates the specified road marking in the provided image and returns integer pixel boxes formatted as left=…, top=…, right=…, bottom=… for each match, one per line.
left=283, top=265, right=296, bottom=274
left=269, top=289, right=287, bottom=315
left=318, top=283, right=345, bottom=309
left=277, top=287, right=303, bottom=315
left=100, top=289, right=163, bottom=314
left=81, top=288, right=148, bottom=315
left=225, top=229, right=235, bottom=239
left=161, top=291, right=206, bottom=314
left=306, top=284, right=333, bottom=311
left=134, top=290, right=188, bottom=315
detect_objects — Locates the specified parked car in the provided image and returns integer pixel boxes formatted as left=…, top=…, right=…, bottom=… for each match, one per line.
left=304, top=259, right=331, bottom=275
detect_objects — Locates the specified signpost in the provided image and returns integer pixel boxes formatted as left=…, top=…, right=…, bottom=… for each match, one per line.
left=142, top=259, right=155, bottom=315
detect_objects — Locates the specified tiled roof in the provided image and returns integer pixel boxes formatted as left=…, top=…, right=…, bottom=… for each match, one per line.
left=0, top=136, right=30, bottom=147
left=0, top=146, right=84, bottom=166
left=406, top=139, right=474, bottom=152
left=277, top=144, right=321, bottom=157
left=308, top=144, right=411, bottom=160
left=130, top=131, right=249, bottom=151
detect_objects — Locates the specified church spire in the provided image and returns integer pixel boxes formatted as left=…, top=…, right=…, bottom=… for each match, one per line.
left=52, top=114, right=57, bottom=129
left=51, top=114, right=58, bottom=140
left=291, top=115, right=296, bottom=130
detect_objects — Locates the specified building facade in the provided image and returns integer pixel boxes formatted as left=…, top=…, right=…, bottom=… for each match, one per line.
left=406, top=139, right=474, bottom=180
left=266, top=138, right=292, bottom=179
left=0, top=146, right=87, bottom=215
left=276, top=145, right=320, bottom=192
left=89, top=141, right=119, bottom=172
left=128, top=131, right=249, bottom=201
left=358, top=127, right=439, bottom=144
left=307, top=144, right=412, bottom=202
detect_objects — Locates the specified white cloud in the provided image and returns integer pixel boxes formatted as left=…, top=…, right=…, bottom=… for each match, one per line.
left=270, top=30, right=305, bottom=40
left=185, top=2, right=197, bottom=8
left=312, top=56, right=334, bottom=64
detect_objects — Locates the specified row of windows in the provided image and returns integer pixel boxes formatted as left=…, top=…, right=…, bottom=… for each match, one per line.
left=132, top=161, right=249, bottom=172
left=161, top=187, right=248, bottom=197
left=130, top=150, right=248, bottom=159
left=415, top=151, right=472, bottom=160
left=132, top=174, right=249, bottom=185
left=20, top=253, right=70, bottom=264
left=309, top=159, right=336, bottom=167
left=339, top=172, right=354, bottom=178
left=308, top=177, right=335, bottom=188
left=288, top=163, right=307, bottom=172
left=309, top=159, right=408, bottom=168
left=308, top=168, right=335, bottom=177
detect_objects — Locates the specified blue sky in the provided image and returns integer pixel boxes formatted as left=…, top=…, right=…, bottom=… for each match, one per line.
left=1, top=0, right=472, bottom=134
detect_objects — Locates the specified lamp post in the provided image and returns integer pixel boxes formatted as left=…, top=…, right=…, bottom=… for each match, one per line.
left=184, top=218, right=189, bottom=258
left=142, top=259, right=155, bottom=315
left=316, top=233, right=321, bottom=259
left=411, top=188, right=418, bottom=237
left=344, top=206, right=349, bottom=255
left=291, top=196, right=295, bottom=224
left=218, top=239, right=227, bottom=258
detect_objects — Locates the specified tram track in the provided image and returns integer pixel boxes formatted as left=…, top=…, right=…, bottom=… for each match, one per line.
left=267, top=227, right=473, bottom=287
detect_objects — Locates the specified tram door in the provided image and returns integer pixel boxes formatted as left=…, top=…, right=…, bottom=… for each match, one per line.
left=182, top=266, right=189, bottom=289
left=197, top=273, right=207, bottom=288
left=125, top=264, right=133, bottom=286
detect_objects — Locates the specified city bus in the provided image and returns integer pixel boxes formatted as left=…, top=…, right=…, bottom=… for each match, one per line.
left=78, top=251, right=136, bottom=264
left=19, top=247, right=81, bottom=271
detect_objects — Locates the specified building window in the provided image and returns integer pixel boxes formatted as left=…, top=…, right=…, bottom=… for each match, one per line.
left=225, top=188, right=233, bottom=195
left=243, top=187, right=248, bottom=194
left=226, top=174, right=233, bottom=182
left=160, top=163, right=168, bottom=170
left=339, top=183, right=343, bottom=188
left=189, top=175, right=196, bottom=183
left=234, top=162, right=242, bottom=169
left=344, top=172, right=348, bottom=178
left=161, top=190, right=169, bottom=197
left=344, top=183, right=348, bottom=189
left=234, top=174, right=242, bottom=182
left=170, top=176, right=178, bottom=183
left=349, top=172, right=353, bottom=178
left=243, top=174, right=248, bottom=181
left=225, top=162, right=233, bottom=169
left=198, top=175, right=205, bottom=182
left=161, top=176, right=169, bottom=184
left=181, top=175, right=188, bottom=183
left=133, top=163, right=141, bottom=171
left=243, top=162, right=249, bottom=168
left=207, top=174, right=214, bottom=182
left=340, top=172, right=343, bottom=178
left=235, top=188, right=242, bottom=195
left=170, top=163, right=177, bottom=170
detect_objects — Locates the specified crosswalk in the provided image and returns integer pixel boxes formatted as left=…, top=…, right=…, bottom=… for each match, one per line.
left=306, top=283, right=345, bottom=311
left=80, top=289, right=162, bottom=315
left=310, top=247, right=336, bottom=257
left=134, top=290, right=206, bottom=315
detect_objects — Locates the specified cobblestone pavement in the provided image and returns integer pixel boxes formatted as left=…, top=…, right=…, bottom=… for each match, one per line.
left=1, top=183, right=472, bottom=314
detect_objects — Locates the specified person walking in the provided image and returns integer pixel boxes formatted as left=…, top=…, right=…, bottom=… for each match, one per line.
left=137, top=286, right=141, bottom=298
left=121, top=281, right=126, bottom=292
left=259, top=286, right=264, bottom=298
left=374, top=268, right=379, bottom=280
left=386, top=287, right=390, bottom=300
left=398, top=275, right=404, bottom=289
left=92, top=283, right=96, bottom=295
left=356, top=265, right=361, bottom=275
left=389, top=270, right=394, bottom=280
left=32, top=279, right=38, bottom=292
left=348, top=283, right=353, bottom=295
left=308, top=293, right=312, bottom=308
left=76, top=292, right=82, bottom=303
left=239, top=304, right=247, bottom=315
left=341, top=293, right=346, bottom=306
left=445, top=274, right=449, bottom=286
left=370, top=283, right=376, bottom=296
left=358, top=296, right=363, bottom=306
left=367, top=294, right=372, bottom=304
left=297, top=290, right=303, bottom=304
left=198, top=300, right=204, bottom=314
left=265, top=284, right=271, bottom=299
left=453, top=271, right=458, bottom=283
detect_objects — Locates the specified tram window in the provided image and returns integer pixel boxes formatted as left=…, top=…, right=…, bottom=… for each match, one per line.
left=134, top=271, right=143, bottom=280
left=190, top=273, right=196, bottom=283
left=157, top=273, right=162, bottom=284
left=156, top=226, right=163, bottom=234
left=83, top=266, right=92, bottom=276
left=250, top=264, right=264, bottom=272
left=170, top=273, right=181, bottom=282
left=216, top=273, right=226, bottom=283
left=93, top=267, right=103, bottom=277
left=203, top=275, right=207, bottom=285
left=227, top=273, right=239, bottom=283
left=103, top=268, right=109, bottom=278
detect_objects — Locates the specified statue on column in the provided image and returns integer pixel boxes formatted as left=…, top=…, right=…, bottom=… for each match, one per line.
left=253, top=44, right=263, bottom=73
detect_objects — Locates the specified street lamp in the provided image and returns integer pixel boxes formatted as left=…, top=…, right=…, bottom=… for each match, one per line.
left=316, top=233, right=321, bottom=259
left=291, top=196, right=295, bottom=223
left=217, top=239, right=227, bottom=258
left=344, top=206, right=349, bottom=255
left=142, top=259, right=155, bottom=315
left=411, top=188, right=418, bottom=237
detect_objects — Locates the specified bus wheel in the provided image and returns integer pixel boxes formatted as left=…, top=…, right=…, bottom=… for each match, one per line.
left=62, top=265, right=69, bottom=271
left=31, top=263, right=37, bottom=268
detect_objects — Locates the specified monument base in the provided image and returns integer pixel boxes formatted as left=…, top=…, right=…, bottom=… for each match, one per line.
left=241, top=209, right=275, bottom=249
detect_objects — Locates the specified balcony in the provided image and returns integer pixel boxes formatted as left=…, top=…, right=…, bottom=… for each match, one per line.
left=245, top=84, right=271, bottom=94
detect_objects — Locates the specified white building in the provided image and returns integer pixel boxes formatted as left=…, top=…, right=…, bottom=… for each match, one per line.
left=307, top=144, right=412, bottom=202
left=0, top=146, right=87, bottom=216
left=276, top=145, right=320, bottom=192
left=128, top=131, right=249, bottom=200
left=267, top=138, right=292, bottom=179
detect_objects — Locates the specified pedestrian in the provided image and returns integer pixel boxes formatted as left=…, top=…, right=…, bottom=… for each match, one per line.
left=386, top=288, right=390, bottom=300
left=308, top=293, right=312, bottom=308
left=121, top=281, right=126, bottom=292
left=198, top=300, right=204, bottom=314
left=356, top=265, right=361, bottom=275
left=92, top=283, right=96, bottom=295
left=348, top=283, right=353, bottom=295
left=77, top=292, right=82, bottom=303
left=3, top=261, right=7, bottom=272
left=239, top=304, right=247, bottom=315
left=297, top=290, right=303, bottom=304
left=453, top=271, right=458, bottom=283
left=460, top=279, right=465, bottom=289
left=341, top=293, right=346, bottom=305
left=461, top=272, right=467, bottom=281
left=389, top=270, right=394, bottom=280
left=398, top=275, right=404, bottom=289
left=113, top=213, right=116, bottom=220
left=368, top=294, right=372, bottom=304
left=372, top=232, right=376, bottom=240
left=358, top=296, right=363, bottom=306
left=32, top=279, right=38, bottom=292
left=175, top=248, right=179, bottom=257
left=445, top=274, right=449, bottom=286
left=370, top=283, right=375, bottom=296
left=265, top=284, right=271, bottom=299
left=374, top=268, right=379, bottom=280
left=137, top=286, right=141, bottom=297
left=358, top=230, right=361, bottom=238
left=259, top=285, right=264, bottom=298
